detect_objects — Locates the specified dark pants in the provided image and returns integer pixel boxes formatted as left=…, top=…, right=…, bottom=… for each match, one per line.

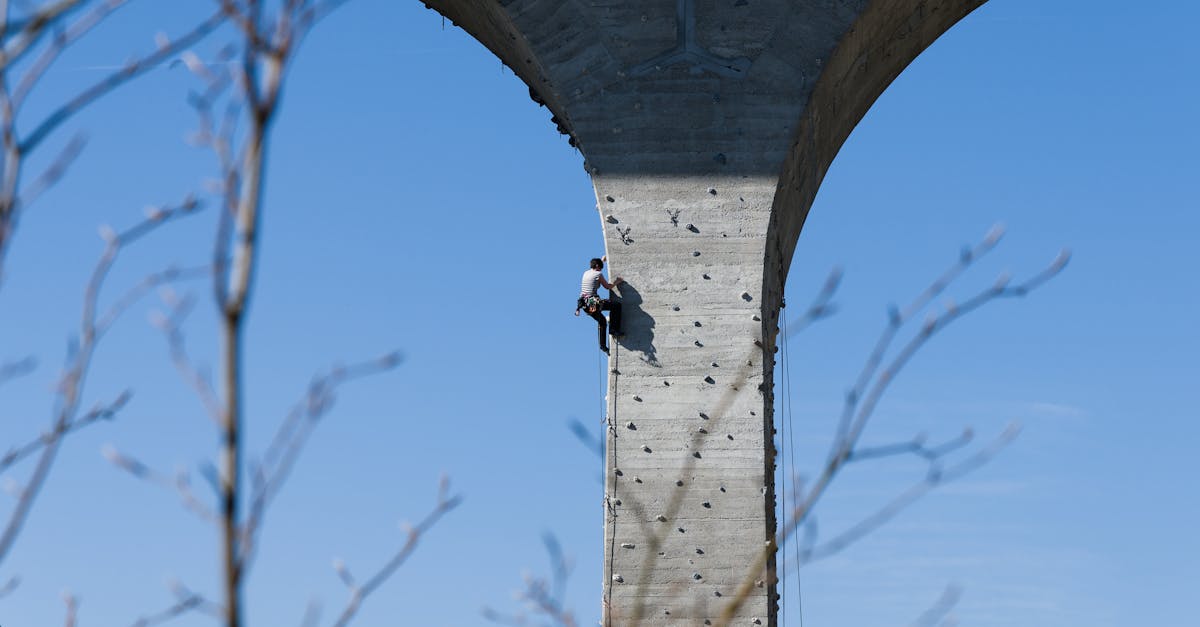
left=581, top=298, right=622, bottom=351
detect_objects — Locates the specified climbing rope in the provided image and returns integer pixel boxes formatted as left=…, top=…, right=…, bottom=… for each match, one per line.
left=781, top=308, right=805, bottom=627
left=603, top=341, right=620, bottom=627
left=780, top=317, right=788, bottom=627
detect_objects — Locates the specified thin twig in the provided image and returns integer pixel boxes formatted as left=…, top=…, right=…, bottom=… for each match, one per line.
left=21, top=9, right=226, bottom=152
left=712, top=234, right=1069, bottom=626
left=0, top=355, right=35, bottom=388
left=103, top=446, right=218, bottom=523
left=0, top=196, right=203, bottom=565
left=799, top=425, right=1019, bottom=564
left=908, top=584, right=963, bottom=627
left=484, top=533, right=579, bottom=627
left=238, top=351, right=404, bottom=573
left=329, top=477, right=461, bottom=627
left=129, top=579, right=223, bottom=627
left=150, top=292, right=222, bottom=424
left=1, top=391, right=128, bottom=475
left=62, top=590, right=79, bottom=627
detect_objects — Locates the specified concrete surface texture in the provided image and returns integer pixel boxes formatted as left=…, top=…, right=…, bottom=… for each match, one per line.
left=421, top=1, right=987, bottom=624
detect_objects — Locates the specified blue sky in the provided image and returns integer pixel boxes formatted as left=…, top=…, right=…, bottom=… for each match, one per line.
left=0, top=0, right=1196, bottom=625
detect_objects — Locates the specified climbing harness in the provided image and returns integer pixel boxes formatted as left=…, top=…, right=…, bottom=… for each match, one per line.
left=581, top=294, right=603, bottom=315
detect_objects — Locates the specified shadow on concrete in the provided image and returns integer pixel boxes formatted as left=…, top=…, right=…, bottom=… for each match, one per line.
left=615, top=282, right=658, bottom=367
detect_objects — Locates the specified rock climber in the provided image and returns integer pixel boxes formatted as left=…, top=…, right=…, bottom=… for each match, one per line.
left=576, top=257, right=624, bottom=354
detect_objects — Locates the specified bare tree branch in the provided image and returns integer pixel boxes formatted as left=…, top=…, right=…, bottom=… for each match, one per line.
left=484, top=533, right=579, bottom=627
left=62, top=589, right=79, bottom=627
left=799, top=425, right=1019, bottom=565
left=0, top=2, right=224, bottom=280
left=329, top=477, right=462, bottom=627
left=712, top=230, right=1070, bottom=626
left=908, top=584, right=962, bottom=627
left=0, top=575, right=18, bottom=599
left=10, top=0, right=131, bottom=108
left=0, top=355, right=35, bottom=389
left=0, top=195, right=203, bottom=566
left=129, top=579, right=223, bottom=627
left=103, top=446, right=218, bottom=523
left=238, top=351, right=404, bottom=573
left=1, top=391, right=128, bottom=475
left=148, top=291, right=223, bottom=424
left=20, top=9, right=227, bottom=152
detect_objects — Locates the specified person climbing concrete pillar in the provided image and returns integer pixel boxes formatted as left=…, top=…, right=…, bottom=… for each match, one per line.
left=423, top=1, right=991, bottom=623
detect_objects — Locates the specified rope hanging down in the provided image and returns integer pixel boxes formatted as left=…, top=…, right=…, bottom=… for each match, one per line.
left=781, top=306, right=805, bottom=627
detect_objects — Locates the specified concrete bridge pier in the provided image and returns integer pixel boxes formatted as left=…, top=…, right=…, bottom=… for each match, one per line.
left=422, top=1, right=989, bottom=623
left=595, top=172, right=783, bottom=625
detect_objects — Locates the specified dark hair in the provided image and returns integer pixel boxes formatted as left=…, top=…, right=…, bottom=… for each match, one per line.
left=590, top=258, right=604, bottom=269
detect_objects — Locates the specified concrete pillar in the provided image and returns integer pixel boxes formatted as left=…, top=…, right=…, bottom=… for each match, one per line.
left=423, top=1, right=988, bottom=623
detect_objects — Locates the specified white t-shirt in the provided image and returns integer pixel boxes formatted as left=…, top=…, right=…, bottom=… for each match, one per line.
left=581, top=269, right=604, bottom=297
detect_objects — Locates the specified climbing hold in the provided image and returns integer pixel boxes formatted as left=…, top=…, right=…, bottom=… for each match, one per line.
left=699, top=412, right=709, bottom=419
left=626, top=422, right=636, bottom=430
left=752, top=314, right=761, bottom=321
left=677, top=527, right=686, bottom=533
left=714, top=152, right=727, bottom=165
left=663, top=380, right=671, bottom=386
left=702, top=274, right=711, bottom=280
left=696, top=548, right=705, bottom=554
left=672, top=305, right=681, bottom=311
left=694, top=321, right=702, bottom=327
left=693, top=251, right=701, bottom=257
left=697, top=427, right=707, bottom=434
left=707, top=188, right=717, bottom=195
left=719, top=486, right=726, bottom=492
left=702, top=501, right=711, bottom=508
left=754, top=340, right=764, bottom=348
left=711, top=362, right=719, bottom=367
left=612, top=574, right=624, bottom=583
left=704, top=376, right=716, bottom=384
left=714, top=591, right=722, bottom=597
left=727, top=434, right=734, bottom=440
left=693, top=451, right=702, bottom=458
left=753, top=618, right=762, bottom=625
left=693, top=572, right=703, bottom=580
left=615, top=469, right=623, bottom=476
left=605, top=214, right=618, bottom=224
left=656, top=514, right=667, bottom=522
left=642, top=445, right=652, bottom=453
left=605, top=195, right=615, bottom=202
left=686, top=224, right=699, bottom=233
left=694, top=340, right=704, bottom=347
left=664, top=610, right=671, bottom=616
left=676, top=479, right=684, bottom=486
left=634, top=476, right=643, bottom=483
left=741, top=292, right=753, bottom=302
left=632, top=395, right=642, bottom=402
left=621, top=543, right=635, bottom=549
left=614, top=499, right=622, bottom=505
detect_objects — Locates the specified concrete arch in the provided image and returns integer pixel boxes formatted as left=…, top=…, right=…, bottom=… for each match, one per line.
left=420, top=1, right=988, bottom=624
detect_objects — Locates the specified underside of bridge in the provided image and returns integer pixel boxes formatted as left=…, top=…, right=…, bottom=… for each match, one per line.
left=421, top=1, right=988, bottom=624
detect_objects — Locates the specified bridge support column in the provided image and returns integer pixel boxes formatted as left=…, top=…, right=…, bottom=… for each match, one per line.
left=596, top=174, right=782, bottom=625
